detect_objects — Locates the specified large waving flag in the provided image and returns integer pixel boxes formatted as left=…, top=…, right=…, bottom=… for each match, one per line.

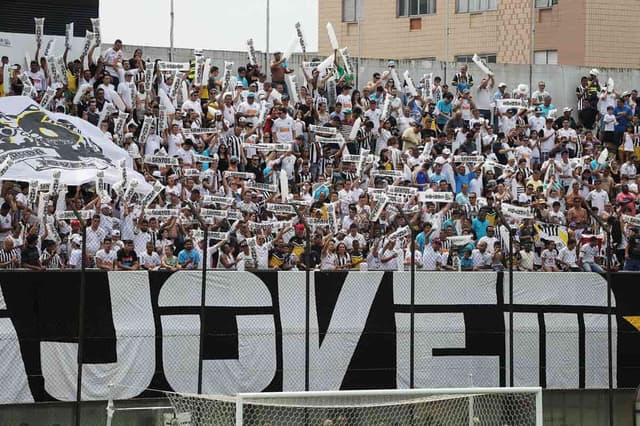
left=0, top=96, right=151, bottom=192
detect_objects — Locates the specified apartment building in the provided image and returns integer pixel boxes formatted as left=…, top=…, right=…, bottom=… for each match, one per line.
left=318, top=0, right=640, bottom=67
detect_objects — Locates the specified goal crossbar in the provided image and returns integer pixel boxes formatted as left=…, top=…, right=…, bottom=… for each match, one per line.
left=164, top=387, right=543, bottom=426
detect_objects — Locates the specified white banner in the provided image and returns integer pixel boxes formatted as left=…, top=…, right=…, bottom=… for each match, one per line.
left=145, top=209, right=179, bottom=219
left=201, top=195, right=233, bottom=206
left=157, top=61, right=190, bottom=72
left=144, top=155, right=178, bottom=166
left=495, top=98, right=527, bottom=113
left=388, top=185, right=418, bottom=196
left=418, top=191, right=454, bottom=203
left=622, top=214, right=640, bottom=228
left=502, top=203, right=534, bottom=219
left=266, top=203, right=296, bottom=215
left=453, top=155, right=485, bottom=163
left=55, top=210, right=94, bottom=221
left=309, top=125, right=337, bottom=135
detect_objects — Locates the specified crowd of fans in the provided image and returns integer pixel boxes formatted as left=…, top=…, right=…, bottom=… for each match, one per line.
left=1, top=34, right=640, bottom=273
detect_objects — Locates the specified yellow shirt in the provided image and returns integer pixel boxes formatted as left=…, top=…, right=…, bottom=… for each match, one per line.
left=66, top=70, right=77, bottom=93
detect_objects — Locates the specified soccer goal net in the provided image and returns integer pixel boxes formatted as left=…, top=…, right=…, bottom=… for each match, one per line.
left=163, top=387, right=542, bottom=426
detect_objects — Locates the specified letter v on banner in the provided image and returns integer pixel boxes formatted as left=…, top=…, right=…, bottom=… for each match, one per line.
left=278, top=271, right=385, bottom=391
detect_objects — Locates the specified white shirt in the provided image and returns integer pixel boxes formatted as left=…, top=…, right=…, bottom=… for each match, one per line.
left=95, top=248, right=117, bottom=269
left=117, top=81, right=133, bottom=109
left=280, top=154, right=297, bottom=180
left=182, top=99, right=203, bottom=117
left=475, top=86, right=492, bottom=110
left=68, top=248, right=83, bottom=269
left=540, top=128, right=556, bottom=153
left=27, top=69, right=47, bottom=92
left=144, top=134, right=162, bottom=156
left=364, top=108, right=381, bottom=133
left=586, top=189, right=609, bottom=214
left=344, top=232, right=366, bottom=250
left=85, top=226, right=106, bottom=257
left=272, top=117, right=295, bottom=142
left=336, top=94, right=352, bottom=109
left=529, top=115, right=546, bottom=133
left=98, top=83, right=116, bottom=102
left=167, top=133, right=184, bottom=157
left=237, top=101, right=261, bottom=123
left=176, top=147, right=195, bottom=165
left=133, top=229, right=152, bottom=257
left=558, top=247, right=578, bottom=268
left=580, top=243, right=599, bottom=263
left=140, top=251, right=161, bottom=269
left=499, top=115, right=517, bottom=134
left=255, top=242, right=271, bottom=270
left=422, top=245, right=443, bottom=271
left=102, top=47, right=124, bottom=77
left=603, top=113, right=616, bottom=132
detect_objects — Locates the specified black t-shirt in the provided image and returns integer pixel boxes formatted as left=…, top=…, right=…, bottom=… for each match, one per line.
left=117, top=249, right=139, bottom=267
left=629, top=235, right=640, bottom=260
left=21, top=245, right=40, bottom=267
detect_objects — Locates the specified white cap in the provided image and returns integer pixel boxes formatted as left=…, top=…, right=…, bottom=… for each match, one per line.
left=124, top=132, right=134, bottom=139
left=442, top=148, right=451, bottom=155
left=590, top=68, right=600, bottom=76
left=562, top=107, right=573, bottom=113
left=498, top=82, right=507, bottom=88
left=435, top=157, right=446, bottom=165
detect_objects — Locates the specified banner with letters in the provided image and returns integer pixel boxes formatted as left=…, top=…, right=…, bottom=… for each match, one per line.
left=0, top=271, right=638, bottom=404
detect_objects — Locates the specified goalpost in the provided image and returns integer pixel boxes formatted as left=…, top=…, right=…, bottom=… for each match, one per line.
left=162, top=387, right=543, bottom=425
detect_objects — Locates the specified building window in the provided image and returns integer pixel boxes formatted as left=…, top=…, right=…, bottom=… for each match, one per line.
left=534, top=50, right=558, bottom=64
left=409, top=18, right=422, bottom=30
left=456, top=0, right=498, bottom=13
left=398, top=0, right=436, bottom=17
left=343, top=0, right=362, bottom=22
left=535, top=0, right=558, bottom=8
left=455, top=54, right=497, bottom=63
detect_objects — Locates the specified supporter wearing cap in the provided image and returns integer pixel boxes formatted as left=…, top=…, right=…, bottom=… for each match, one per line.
left=494, top=82, right=508, bottom=100
left=68, top=235, right=84, bottom=270
left=553, top=106, right=577, bottom=130
left=182, top=89, right=204, bottom=118
left=238, top=90, right=261, bottom=126
left=401, top=120, right=422, bottom=151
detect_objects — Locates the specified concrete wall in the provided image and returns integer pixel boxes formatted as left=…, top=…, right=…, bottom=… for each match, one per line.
left=117, top=42, right=640, bottom=116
